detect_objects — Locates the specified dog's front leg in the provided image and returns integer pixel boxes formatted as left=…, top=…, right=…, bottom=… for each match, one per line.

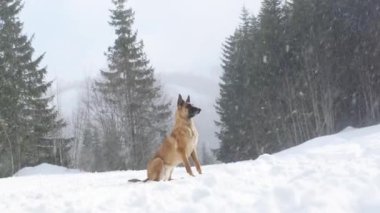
left=179, top=148, right=194, bottom=176
left=169, top=168, right=174, bottom=181
left=191, top=150, right=202, bottom=174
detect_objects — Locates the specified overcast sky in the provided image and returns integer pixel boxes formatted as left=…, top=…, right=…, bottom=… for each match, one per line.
left=20, top=0, right=262, bottom=148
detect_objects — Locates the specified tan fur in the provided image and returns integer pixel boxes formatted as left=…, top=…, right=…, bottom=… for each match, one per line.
left=146, top=100, right=202, bottom=181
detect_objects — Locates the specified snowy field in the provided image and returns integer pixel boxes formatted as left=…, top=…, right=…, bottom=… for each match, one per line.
left=1, top=125, right=380, bottom=212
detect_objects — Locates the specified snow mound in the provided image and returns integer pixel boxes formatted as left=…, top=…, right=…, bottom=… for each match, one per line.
left=1, top=124, right=380, bottom=212
left=13, top=163, right=81, bottom=177
left=340, top=126, right=356, bottom=132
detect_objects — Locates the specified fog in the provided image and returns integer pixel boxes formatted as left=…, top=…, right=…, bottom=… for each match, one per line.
left=20, top=0, right=261, bottom=148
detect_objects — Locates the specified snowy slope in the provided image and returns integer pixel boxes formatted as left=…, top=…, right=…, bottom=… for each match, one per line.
left=1, top=125, right=380, bottom=212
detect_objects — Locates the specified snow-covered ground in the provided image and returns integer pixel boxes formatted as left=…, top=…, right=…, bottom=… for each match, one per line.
left=13, top=163, right=81, bottom=177
left=1, top=125, right=380, bottom=212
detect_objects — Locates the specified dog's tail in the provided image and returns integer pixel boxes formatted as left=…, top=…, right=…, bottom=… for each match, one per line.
left=128, top=178, right=149, bottom=183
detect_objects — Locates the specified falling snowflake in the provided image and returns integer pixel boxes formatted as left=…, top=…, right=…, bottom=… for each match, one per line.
left=263, top=55, right=268, bottom=64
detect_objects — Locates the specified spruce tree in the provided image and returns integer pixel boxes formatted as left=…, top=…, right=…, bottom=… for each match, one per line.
left=215, top=0, right=380, bottom=163
left=343, top=0, right=380, bottom=127
left=97, top=0, right=171, bottom=170
left=215, top=31, right=241, bottom=162
left=254, top=0, right=287, bottom=153
left=0, top=0, right=63, bottom=177
left=216, top=8, right=257, bottom=162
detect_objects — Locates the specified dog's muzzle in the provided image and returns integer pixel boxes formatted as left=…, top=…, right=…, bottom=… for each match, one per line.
left=189, top=107, right=201, bottom=118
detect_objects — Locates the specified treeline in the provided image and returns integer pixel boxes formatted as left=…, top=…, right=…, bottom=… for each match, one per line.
left=0, top=0, right=173, bottom=177
left=216, top=0, right=380, bottom=162
left=0, top=0, right=64, bottom=177
left=4, top=0, right=378, bottom=177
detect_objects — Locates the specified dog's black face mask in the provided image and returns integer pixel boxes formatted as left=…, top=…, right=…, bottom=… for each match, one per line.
left=177, top=94, right=201, bottom=119
left=187, top=104, right=201, bottom=119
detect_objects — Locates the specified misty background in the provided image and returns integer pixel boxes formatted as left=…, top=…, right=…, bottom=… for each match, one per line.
left=2, top=0, right=380, bottom=178
left=20, top=0, right=261, bottom=149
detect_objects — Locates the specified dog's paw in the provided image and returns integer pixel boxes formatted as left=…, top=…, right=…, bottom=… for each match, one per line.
left=197, top=168, right=202, bottom=174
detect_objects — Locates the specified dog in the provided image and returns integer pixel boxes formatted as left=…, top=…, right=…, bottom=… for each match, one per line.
left=129, top=94, right=202, bottom=182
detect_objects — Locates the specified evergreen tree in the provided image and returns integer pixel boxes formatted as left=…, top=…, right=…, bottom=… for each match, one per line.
left=343, top=0, right=380, bottom=127
left=216, top=8, right=257, bottom=162
left=255, top=0, right=287, bottom=153
left=96, top=0, right=171, bottom=170
left=0, top=0, right=63, bottom=177
left=216, top=0, right=380, bottom=162
left=217, top=1, right=288, bottom=163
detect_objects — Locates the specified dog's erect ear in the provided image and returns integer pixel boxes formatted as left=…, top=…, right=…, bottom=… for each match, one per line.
left=177, top=94, right=184, bottom=106
left=186, top=95, right=190, bottom=103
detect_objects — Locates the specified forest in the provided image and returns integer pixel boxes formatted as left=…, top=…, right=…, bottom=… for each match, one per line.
left=217, top=0, right=380, bottom=162
left=1, top=0, right=380, bottom=177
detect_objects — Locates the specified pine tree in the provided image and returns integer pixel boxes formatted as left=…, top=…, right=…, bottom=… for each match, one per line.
left=0, top=0, right=63, bottom=177
left=254, top=0, right=287, bottom=153
left=343, top=0, right=380, bottom=127
left=290, top=0, right=349, bottom=137
left=215, top=0, right=380, bottom=163
left=96, top=0, right=171, bottom=170
left=216, top=8, right=257, bottom=162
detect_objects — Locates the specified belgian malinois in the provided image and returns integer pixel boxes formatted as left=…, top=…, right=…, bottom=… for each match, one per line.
left=129, top=94, right=202, bottom=182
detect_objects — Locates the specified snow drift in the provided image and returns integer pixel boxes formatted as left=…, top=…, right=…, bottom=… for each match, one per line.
left=13, top=163, right=81, bottom=177
left=1, top=124, right=380, bottom=212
